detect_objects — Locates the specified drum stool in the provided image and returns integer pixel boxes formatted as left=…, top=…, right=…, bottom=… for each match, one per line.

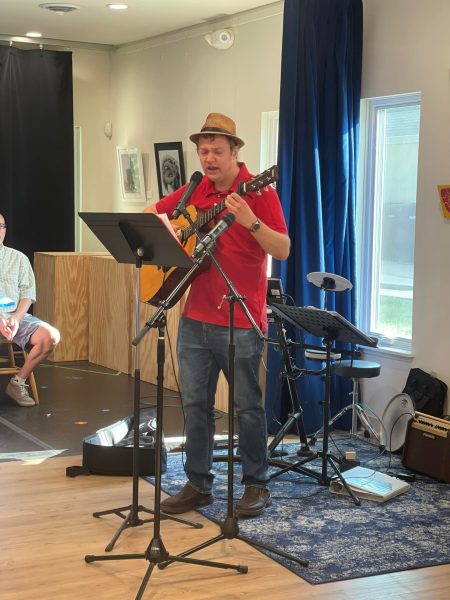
left=310, top=359, right=381, bottom=444
left=331, top=359, right=381, bottom=440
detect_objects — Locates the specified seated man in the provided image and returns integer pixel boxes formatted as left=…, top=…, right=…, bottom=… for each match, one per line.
left=0, top=213, right=60, bottom=407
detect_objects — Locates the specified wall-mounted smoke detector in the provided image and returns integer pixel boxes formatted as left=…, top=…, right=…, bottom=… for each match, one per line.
left=204, top=29, right=235, bottom=51
left=39, top=4, right=80, bottom=16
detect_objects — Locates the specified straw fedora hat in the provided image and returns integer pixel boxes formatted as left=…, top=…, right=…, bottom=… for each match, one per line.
left=189, top=113, right=245, bottom=148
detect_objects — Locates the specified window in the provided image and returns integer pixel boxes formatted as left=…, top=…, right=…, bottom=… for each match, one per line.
left=260, top=111, right=279, bottom=276
left=357, top=93, right=421, bottom=352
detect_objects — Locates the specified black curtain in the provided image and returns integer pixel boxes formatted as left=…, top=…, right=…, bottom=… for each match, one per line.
left=0, top=46, right=74, bottom=264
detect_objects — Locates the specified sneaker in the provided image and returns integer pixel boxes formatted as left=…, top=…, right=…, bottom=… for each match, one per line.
left=6, top=378, right=36, bottom=407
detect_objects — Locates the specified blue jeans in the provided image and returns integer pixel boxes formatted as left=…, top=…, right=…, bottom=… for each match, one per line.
left=177, top=316, right=269, bottom=493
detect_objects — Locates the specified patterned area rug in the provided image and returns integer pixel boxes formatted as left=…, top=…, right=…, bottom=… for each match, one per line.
left=146, top=438, right=450, bottom=584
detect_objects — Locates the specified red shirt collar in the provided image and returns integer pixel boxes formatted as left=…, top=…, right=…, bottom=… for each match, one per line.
left=203, top=162, right=252, bottom=197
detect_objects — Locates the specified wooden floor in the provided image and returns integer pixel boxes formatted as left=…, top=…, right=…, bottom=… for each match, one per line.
left=1, top=455, right=449, bottom=599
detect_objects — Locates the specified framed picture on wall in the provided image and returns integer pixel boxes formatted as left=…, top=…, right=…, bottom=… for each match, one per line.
left=438, top=184, right=450, bottom=219
left=116, top=146, right=145, bottom=202
left=154, top=141, right=186, bottom=199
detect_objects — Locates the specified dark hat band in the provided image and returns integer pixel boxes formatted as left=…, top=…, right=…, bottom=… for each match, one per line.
left=200, top=126, right=236, bottom=136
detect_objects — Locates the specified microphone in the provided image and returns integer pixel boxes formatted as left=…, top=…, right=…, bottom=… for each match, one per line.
left=193, top=213, right=236, bottom=257
left=171, top=171, right=203, bottom=219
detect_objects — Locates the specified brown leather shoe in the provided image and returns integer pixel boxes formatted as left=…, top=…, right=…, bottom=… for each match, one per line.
left=161, top=483, right=213, bottom=514
left=236, top=486, right=272, bottom=517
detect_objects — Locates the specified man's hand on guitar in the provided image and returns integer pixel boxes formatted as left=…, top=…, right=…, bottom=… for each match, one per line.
left=225, top=192, right=257, bottom=230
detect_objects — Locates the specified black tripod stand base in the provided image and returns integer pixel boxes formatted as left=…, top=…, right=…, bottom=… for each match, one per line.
left=93, top=504, right=203, bottom=552
left=93, top=504, right=154, bottom=522
left=156, top=515, right=308, bottom=572
left=84, top=541, right=248, bottom=576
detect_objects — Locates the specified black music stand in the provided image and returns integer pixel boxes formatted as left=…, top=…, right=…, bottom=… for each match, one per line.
left=83, top=213, right=248, bottom=599
left=79, top=212, right=201, bottom=551
left=269, top=304, right=378, bottom=505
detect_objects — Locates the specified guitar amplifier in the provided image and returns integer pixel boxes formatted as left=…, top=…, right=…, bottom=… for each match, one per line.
left=402, top=411, right=450, bottom=482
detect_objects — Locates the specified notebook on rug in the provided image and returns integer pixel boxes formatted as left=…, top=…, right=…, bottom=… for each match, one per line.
left=329, top=466, right=410, bottom=502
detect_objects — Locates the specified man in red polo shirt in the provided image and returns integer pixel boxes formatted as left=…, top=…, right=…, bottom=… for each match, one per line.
left=145, top=113, right=290, bottom=517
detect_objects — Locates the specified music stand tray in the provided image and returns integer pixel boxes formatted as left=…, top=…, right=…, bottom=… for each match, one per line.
left=79, top=212, right=192, bottom=268
left=269, top=305, right=377, bottom=348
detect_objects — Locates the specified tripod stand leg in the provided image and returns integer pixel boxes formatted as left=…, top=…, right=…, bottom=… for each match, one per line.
left=104, top=512, right=133, bottom=552
left=269, top=456, right=322, bottom=481
left=355, top=405, right=382, bottom=442
left=158, top=533, right=223, bottom=567
left=135, top=563, right=156, bottom=600
left=267, top=411, right=302, bottom=456
left=309, top=404, right=353, bottom=443
left=326, top=453, right=361, bottom=506
left=238, top=533, right=309, bottom=567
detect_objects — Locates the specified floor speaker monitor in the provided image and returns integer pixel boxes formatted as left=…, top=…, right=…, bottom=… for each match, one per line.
left=402, top=411, right=450, bottom=482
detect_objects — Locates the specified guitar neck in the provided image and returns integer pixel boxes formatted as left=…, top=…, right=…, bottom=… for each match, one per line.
left=180, top=199, right=227, bottom=243
left=179, top=165, right=278, bottom=243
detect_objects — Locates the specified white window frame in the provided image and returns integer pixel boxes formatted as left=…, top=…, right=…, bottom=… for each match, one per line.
left=260, top=111, right=279, bottom=276
left=260, top=111, right=279, bottom=173
left=74, top=126, right=82, bottom=252
left=357, top=92, right=421, bottom=355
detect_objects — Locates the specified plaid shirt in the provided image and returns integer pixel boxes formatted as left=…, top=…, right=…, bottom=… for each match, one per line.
left=0, top=245, right=36, bottom=312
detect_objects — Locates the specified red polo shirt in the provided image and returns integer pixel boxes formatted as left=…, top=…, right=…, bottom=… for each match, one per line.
left=155, top=163, right=287, bottom=332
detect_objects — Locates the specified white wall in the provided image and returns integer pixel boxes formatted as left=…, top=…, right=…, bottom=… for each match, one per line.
left=361, top=0, right=450, bottom=417
left=72, top=48, right=114, bottom=250
left=72, top=0, right=449, bottom=416
left=109, top=3, right=283, bottom=210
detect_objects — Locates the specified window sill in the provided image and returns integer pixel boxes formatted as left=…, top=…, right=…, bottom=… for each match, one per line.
left=362, top=345, right=414, bottom=362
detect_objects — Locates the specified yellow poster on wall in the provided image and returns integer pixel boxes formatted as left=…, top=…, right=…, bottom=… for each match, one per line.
left=437, top=185, right=450, bottom=219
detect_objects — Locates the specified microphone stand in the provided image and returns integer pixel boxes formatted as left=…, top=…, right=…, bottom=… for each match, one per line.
left=157, top=249, right=309, bottom=572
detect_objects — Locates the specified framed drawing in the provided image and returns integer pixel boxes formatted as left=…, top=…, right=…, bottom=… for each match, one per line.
left=437, top=184, right=450, bottom=219
left=154, top=141, right=186, bottom=198
left=116, top=146, right=145, bottom=202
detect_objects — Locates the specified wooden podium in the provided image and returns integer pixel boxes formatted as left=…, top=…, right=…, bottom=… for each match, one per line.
left=34, top=252, right=99, bottom=362
left=34, top=251, right=231, bottom=412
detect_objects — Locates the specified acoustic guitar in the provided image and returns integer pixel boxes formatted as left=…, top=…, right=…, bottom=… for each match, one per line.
left=140, top=165, right=278, bottom=307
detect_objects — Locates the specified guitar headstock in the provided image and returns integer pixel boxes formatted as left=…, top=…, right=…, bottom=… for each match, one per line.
left=237, top=165, right=278, bottom=196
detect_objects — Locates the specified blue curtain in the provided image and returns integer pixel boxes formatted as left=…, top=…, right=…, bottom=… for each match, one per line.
left=266, top=0, right=363, bottom=434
